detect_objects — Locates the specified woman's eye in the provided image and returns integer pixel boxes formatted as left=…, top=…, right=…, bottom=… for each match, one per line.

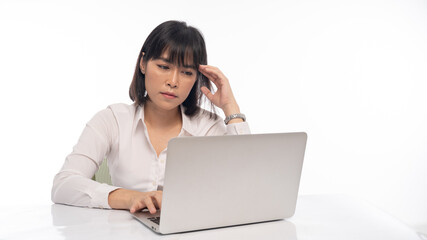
left=157, top=64, right=169, bottom=70
left=183, top=71, right=193, bottom=76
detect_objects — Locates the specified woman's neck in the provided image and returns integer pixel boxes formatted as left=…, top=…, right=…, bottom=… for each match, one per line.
left=144, top=101, right=182, bottom=129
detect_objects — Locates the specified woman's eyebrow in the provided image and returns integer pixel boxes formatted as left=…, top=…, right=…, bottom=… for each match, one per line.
left=158, top=57, right=172, bottom=63
left=157, top=57, right=195, bottom=69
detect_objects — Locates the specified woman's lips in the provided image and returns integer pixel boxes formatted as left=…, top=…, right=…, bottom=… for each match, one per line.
left=161, top=92, right=177, bottom=99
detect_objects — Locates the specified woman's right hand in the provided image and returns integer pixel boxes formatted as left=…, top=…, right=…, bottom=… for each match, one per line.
left=108, top=188, right=162, bottom=214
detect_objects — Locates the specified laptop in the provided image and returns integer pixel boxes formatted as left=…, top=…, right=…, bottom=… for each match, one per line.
left=131, top=132, right=307, bottom=234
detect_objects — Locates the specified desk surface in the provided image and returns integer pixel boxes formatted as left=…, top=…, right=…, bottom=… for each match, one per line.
left=0, top=195, right=423, bottom=240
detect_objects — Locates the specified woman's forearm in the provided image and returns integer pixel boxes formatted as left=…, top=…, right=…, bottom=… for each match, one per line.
left=108, top=188, right=163, bottom=213
left=108, top=188, right=132, bottom=210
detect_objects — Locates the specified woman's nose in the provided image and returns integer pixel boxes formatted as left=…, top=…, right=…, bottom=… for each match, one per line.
left=167, top=69, right=179, bottom=88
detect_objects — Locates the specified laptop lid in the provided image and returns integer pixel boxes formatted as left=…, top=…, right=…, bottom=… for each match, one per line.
left=157, top=132, right=307, bottom=234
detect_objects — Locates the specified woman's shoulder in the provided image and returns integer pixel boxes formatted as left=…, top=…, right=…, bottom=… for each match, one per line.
left=107, top=102, right=137, bottom=114
left=104, top=102, right=140, bottom=119
left=88, top=103, right=136, bottom=126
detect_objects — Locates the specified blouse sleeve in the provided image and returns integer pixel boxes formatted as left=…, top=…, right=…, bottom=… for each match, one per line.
left=51, top=108, right=120, bottom=209
left=205, top=118, right=251, bottom=136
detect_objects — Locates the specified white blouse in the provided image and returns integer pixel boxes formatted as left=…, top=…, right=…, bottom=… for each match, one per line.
left=51, top=103, right=250, bottom=209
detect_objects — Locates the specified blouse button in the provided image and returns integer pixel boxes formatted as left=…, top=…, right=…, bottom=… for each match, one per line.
left=160, top=158, right=165, bottom=164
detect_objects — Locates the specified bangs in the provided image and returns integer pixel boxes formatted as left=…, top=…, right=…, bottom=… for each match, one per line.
left=160, top=44, right=196, bottom=69
left=143, top=24, right=206, bottom=69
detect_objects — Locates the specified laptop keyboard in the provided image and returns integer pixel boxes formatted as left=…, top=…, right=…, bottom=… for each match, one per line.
left=148, top=217, right=160, bottom=225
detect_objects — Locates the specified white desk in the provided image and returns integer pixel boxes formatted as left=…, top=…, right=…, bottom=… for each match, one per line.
left=0, top=195, right=423, bottom=240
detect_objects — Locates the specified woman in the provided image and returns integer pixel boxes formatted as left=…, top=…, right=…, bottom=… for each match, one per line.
left=51, top=20, right=250, bottom=214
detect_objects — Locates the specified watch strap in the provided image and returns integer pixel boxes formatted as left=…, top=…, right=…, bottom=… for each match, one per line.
left=224, top=113, right=246, bottom=125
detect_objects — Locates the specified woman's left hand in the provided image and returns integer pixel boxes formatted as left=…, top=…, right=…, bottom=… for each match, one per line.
left=198, top=65, right=241, bottom=116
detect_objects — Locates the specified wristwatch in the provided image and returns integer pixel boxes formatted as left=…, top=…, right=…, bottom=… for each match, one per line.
left=224, top=113, right=246, bottom=125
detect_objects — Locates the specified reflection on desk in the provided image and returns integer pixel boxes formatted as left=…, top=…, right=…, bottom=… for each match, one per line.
left=0, top=195, right=422, bottom=240
left=50, top=204, right=296, bottom=240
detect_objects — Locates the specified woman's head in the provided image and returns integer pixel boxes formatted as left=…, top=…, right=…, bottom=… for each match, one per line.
left=129, top=20, right=214, bottom=117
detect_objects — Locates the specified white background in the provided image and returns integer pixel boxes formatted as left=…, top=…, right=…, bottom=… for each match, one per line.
left=0, top=0, right=426, bottom=231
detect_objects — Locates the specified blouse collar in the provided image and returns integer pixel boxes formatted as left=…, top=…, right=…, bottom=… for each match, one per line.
left=133, top=104, right=197, bottom=136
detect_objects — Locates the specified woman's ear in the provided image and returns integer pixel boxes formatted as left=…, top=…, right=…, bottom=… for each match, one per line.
left=140, top=52, right=146, bottom=74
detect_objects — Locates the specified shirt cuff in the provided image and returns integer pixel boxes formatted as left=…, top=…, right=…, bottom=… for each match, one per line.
left=226, top=122, right=251, bottom=135
left=90, top=184, right=121, bottom=209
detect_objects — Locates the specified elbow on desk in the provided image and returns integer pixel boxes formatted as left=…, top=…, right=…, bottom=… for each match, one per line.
left=51, top=171, right=68, bottom=204
left=51, top=171, right=86, bottom=205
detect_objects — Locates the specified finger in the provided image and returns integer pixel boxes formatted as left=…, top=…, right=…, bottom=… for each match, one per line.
left=200, top=72, right=227, bottom=91
left=201, top=86, right=214, bottom=101
left=199, top=65, right=226, bottom=82
left=199, top=64, right=219, bottom=72
left=199, top=69, right=219, bottom=84
left=153, top=191, right=163, bottom=209
left=201, top=72, right=222, bottom=90
left=144, top=197, right=157, bottom=214
left=199, top=66, right=220, bottom=83
left=130, top=200, right=144, bottom=213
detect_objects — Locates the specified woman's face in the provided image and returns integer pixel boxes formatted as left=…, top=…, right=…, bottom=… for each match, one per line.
left=141, top=52, right=198, bottom=111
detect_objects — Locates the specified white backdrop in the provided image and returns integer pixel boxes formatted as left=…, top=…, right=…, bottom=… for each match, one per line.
left=1, top=0, right=426, bottom=231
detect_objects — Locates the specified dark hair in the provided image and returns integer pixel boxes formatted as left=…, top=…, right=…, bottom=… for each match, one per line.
left=129, top=20, right=216, bottom=118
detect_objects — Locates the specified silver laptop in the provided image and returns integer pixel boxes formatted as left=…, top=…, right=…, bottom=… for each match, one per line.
left=131, top=132, right=307, bottom=234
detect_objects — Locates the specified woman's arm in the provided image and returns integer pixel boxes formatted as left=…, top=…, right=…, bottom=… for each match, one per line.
left=108, top=188, right=162, bottom=214
left=199, top=65, right=250, bottom=134
left=199, top=65, right=244, bottom=124
left=52, top=107, right=164, bottom=213
left=52, top=108, right=120, bottom=208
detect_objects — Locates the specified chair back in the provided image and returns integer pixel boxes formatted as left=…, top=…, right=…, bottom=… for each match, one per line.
left=92, top=158, right=112, bottom=185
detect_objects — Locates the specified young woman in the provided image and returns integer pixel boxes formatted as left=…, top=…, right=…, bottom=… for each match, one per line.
left=51, top=20, right=250, bottom=214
